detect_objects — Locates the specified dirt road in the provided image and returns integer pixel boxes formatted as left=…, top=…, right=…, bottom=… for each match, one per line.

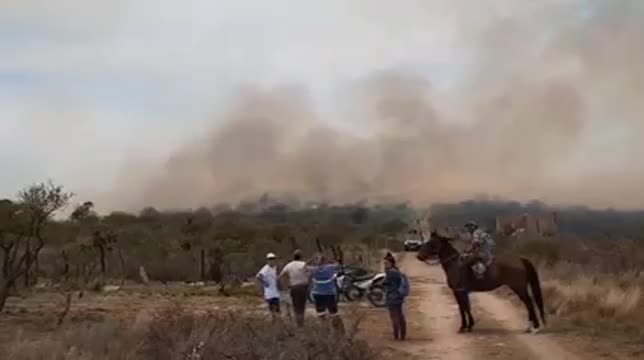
left=382, top=253, right=637, bottom=360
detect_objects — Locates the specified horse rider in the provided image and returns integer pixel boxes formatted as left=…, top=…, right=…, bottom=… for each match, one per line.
left=461, top=221, right=496, bottom=285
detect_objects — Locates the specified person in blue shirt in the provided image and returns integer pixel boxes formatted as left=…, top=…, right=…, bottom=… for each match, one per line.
left=383, top=253, right=407, bottom=340
left=307, top=253, right=345, bottom=333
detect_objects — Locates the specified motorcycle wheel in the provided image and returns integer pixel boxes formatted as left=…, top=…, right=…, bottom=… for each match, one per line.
left=308, top=287, right=340, bottom=304
left=308, top=287, right=315, bottom=304
left=367, top=284, right=387, bottom=308
left=344, top=285, right=364, bottom=301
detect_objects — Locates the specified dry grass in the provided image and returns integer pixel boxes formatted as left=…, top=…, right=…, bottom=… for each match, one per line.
left=0, top=246, right=392, bottom=359
left=537, top=262, right=644, bottom=340
left=502, top=237, right=644, bottom=342
left=2, top=305, right=382, bottom=360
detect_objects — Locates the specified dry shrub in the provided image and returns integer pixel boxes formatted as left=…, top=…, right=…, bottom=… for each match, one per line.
left=513, top=239, right=562, bottom=264
left=536, top=262, right=644, bottom=340
left=3, top=306, right=380, bottom=360
left=498, top=237, right=644, bottom=341
left=511, top=237, right=644, bottom=274
left=3, top=320, right=128, bottom=360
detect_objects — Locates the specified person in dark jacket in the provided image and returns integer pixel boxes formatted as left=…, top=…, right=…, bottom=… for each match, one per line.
left=383, top=254, right=407, bottom=340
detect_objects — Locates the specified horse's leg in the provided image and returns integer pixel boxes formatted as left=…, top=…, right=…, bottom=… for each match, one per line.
left=510, top=285, right=539, bottom=333
left=452, top=291, right=467, bottom=333
left=463, top=292, right=475, bottom=332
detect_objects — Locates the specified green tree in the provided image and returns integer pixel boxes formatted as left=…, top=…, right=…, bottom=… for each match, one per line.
left=0, top=181, right=73, bottom=311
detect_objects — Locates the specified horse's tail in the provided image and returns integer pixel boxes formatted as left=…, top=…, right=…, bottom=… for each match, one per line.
left=521, top=258, right=546, bottom=325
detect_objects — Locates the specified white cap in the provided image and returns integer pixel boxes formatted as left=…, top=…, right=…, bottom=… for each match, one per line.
left=266, top=252, right=277, bottom=259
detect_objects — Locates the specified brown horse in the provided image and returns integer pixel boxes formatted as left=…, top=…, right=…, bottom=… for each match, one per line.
left=416, top=231, right=546, bottom=333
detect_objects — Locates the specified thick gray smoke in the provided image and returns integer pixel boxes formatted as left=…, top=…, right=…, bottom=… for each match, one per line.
left=106, top=0, right=644, bottom=211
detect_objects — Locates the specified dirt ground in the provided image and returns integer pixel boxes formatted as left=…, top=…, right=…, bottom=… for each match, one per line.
left=363, top=253, right=644, bottom=360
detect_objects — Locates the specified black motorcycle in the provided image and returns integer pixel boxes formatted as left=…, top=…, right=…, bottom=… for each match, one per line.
left=341, top=270, right=387, bottom=307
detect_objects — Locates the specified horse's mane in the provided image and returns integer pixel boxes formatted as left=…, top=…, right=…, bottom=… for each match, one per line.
left=430, top=230, right=455, bottom=242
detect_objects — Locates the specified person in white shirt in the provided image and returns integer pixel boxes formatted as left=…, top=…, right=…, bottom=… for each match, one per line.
left=279, top=249, right=309, bottom=327
left=256, top=252, right=280, bottom=315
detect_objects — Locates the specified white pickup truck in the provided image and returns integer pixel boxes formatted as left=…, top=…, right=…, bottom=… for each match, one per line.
left=403, top=238, right=423, bottom=251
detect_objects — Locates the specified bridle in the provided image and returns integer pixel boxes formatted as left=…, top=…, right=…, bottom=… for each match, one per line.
left=422, top=253, right=459, bottom=266
left=419, top=239, right=461, bottom=266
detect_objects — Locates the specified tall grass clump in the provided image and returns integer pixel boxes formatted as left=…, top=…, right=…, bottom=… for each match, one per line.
left=2, top=306, right=381, bottom=360
left=501, top=236, right=644, bottom=340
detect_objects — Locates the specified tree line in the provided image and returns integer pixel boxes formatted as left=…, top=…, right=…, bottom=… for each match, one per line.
left=0, top=181, right=414, bottom=313
left=4, top=181, right=642, bottom=314
left=430, top=199, right=644, bottom=239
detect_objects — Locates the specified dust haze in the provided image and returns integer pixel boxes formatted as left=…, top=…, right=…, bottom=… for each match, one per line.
left=105, top=1, right=644, bottom=212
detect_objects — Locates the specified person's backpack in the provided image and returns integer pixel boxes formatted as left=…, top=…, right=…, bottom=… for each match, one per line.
left=398, top=272, right=410, bottom=298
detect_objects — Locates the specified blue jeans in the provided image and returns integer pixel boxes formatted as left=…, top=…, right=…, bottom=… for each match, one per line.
left=313, top=294, right=338, bottom=316
left=388, top=303, right=406, bottom=340
left=266, top=298, right=280, bottom=314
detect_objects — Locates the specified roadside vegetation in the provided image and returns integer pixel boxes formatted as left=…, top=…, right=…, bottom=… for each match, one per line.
left=510, top=238, right=644, bottom=342
left=4, top=306, right=376, bottom=360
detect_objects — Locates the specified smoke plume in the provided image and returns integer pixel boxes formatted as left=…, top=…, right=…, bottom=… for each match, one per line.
left=104, top=0, right=644, bottom=211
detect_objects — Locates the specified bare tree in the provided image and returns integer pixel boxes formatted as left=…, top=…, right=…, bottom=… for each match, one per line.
left=70, top=201, right=123, bottom=280
left=55, top=200, right=117, bottom=325
left=55, top=239, right=101, bottom=325
left=181, top=208, right=213, bottom=281
left=0, top=181, right=73, bottom=312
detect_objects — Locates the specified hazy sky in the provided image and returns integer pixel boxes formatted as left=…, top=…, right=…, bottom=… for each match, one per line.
left=1, top=0, right=643, bottom=211
left=0, top=0, right=472, bottom=191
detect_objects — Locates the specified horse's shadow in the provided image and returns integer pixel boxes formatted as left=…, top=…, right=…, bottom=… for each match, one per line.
left=465, top=327, right=552, bottom=336
left=466, top=327, right=517, bottom=336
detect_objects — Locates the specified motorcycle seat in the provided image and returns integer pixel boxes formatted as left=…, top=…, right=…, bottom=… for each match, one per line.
left=350, top=273, right=375, bottom=282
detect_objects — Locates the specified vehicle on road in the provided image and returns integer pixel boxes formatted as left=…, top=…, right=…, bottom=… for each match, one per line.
left=404, top=238, right=423, bottom=251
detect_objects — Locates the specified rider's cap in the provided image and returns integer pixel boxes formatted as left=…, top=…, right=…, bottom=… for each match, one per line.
left=266, top=252, right=277, bottom=259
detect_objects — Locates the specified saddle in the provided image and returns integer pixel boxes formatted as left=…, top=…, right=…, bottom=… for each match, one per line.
left=350, top=273, right=376, bottom=282
left=471, top=262, right=487, bottom=279
left=460, top=253, right=494, bottom=280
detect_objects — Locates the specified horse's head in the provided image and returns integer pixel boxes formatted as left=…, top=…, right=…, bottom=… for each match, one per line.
left=416, top=230, right=454, bottom=262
